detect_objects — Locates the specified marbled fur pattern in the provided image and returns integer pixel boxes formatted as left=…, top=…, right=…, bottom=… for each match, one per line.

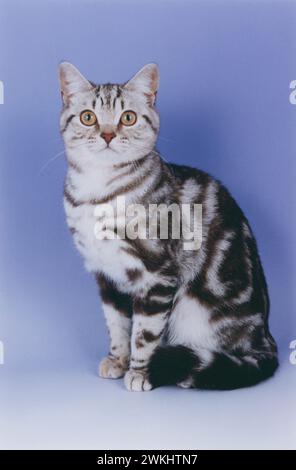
left=60, top=62, right=278, bottom=391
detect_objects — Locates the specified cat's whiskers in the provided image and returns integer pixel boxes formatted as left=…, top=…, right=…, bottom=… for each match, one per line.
left=38, top=149, right=66, bottom=175
left=158, top=135, right=176, bottom=143
left=38, top=141, right=88, bottom=175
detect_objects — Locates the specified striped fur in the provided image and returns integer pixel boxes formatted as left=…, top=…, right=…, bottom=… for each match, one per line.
left=60, top=62, right=278, bottom=391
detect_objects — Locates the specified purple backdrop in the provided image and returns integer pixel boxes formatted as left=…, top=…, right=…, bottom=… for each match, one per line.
left=0, top=0, right=295, bottom=450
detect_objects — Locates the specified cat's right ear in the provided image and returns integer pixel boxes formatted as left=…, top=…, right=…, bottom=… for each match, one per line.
left=59, top=62, right=93, bottom=106
left=124, top=63, right=159, bottom=106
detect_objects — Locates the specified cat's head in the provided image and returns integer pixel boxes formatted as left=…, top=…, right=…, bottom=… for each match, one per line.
left=59, top=62, right=159, bottom=166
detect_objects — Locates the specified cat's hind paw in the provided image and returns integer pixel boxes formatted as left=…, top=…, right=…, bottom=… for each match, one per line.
left=98, top=356, right=127, bottom=379
left=124, top=369, right=153, bottom=392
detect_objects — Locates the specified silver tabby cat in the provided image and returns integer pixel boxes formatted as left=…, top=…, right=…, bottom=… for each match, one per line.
left=60, top=62, right=278, bottom=391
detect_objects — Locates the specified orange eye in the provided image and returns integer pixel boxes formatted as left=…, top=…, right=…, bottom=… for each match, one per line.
left=80, top=110, right=97, bottom=126
left=120, top=110, right=137, bottom=126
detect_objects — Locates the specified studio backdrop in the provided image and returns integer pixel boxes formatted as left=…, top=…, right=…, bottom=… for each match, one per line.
left=0, top=0, right=295, bottom=450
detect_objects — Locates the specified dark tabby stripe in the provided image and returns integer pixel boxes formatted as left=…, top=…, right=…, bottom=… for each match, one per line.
left=131, top=357, right=146, bottom=364
left=116, top=85, right=122, bottom=98
left=64, top=164, right=152, bottom=207
left=121, top=240, right=168, bottom=273
left=61, top=114, right=75, bottom=133
left=113, top=155, right=147, bottom=170
left=96, top=273, right=133, bottom=317
left=147, top=283, right=176, bottom=297
left=126, top=268, right=143, bottom=282
left=64, top=187, right=81, bottom=207
left=134, top=297, right=173, bottom=315
left=142, top=329, right=164, bottom=342
left=88, top=167, right=152, bottom=205
left=142, top=114, right=158, bottom=133
left=113, top=161, right=134, bottom=170
left=107, top=161, right=143, bottom=186
left=68, top=160, right=82, bottom=173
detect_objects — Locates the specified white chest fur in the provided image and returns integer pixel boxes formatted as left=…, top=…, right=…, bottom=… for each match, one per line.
left=63, top=195, right=148, bottom=290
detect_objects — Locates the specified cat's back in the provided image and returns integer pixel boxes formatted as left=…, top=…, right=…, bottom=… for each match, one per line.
left=169, top=162, right=246, bottom=230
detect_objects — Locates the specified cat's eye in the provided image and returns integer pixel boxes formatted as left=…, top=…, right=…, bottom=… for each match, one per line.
left=120, top=110, right=137, bottom=126
left=80, top=110, right=97, bottom=126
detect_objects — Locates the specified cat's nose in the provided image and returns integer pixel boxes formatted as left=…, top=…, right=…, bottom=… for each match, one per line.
left=101, top=131, right=116, bottom=144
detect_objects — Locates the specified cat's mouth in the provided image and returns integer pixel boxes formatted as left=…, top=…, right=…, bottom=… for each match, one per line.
left=103, top=144, right=117, bottom=152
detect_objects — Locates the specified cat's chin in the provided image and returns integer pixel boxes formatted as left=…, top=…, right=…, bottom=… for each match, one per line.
left=99, top=143, right=123, bottom=153
left=96, top=147, right=153, bottom=164
left=97, top=147, right=118, bottom=159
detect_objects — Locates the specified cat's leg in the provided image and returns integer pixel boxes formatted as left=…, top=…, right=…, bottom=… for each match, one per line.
left=99, top=303, right=131, bottom=379
left=124, top=281, right=176, bottom=392
left=97, top=274, right=132, bottom=379
left=147, top=293, right=278, bottom=390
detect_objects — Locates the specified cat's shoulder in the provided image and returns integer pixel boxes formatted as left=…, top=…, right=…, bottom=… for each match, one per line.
left=168, top=162, right=245, bottom=219
left=169, top=162, right=219, bottom=186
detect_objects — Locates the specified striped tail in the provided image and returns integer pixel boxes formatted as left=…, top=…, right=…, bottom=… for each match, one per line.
left=148, top=345, right=278, bottom=390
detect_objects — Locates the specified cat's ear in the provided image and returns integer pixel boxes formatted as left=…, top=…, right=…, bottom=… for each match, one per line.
left=124, top=63, right=159, bottom=106
left=59, top=62, right=93, bottom=106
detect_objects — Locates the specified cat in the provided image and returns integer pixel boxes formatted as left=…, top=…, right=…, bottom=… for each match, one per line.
left=59, top=62, right=278, bottom=391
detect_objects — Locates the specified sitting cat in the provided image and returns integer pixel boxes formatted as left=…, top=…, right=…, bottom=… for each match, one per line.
left=59, top=62, right=278, bottom=391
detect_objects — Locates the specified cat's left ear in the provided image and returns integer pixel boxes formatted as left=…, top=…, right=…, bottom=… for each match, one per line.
left=59, top=62, right=94, bottom=106
left=124, top=63, right=159, bottom=106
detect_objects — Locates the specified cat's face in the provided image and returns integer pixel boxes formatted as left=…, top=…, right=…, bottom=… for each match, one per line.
left=59, top=62, right=159, bottom=166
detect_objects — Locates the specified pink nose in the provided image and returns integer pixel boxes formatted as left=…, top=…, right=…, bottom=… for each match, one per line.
left=101, top=132, right=116, bottom=144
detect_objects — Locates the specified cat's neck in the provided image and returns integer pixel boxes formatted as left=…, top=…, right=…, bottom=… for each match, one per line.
left=65, top=148, right=162, bottom=204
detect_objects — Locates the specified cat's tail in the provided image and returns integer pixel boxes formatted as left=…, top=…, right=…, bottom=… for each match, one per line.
left=147, top=345, right=278, bottom=390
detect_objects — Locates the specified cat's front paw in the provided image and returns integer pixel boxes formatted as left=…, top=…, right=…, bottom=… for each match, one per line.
left=98, top=356, right=127, bottom=379
left=124, top=369, right=153, bottom=392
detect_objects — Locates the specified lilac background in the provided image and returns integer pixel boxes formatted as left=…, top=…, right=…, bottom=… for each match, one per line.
left=0, top=0, right=295, bottom=449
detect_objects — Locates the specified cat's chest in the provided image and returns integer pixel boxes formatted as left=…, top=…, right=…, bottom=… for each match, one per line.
left=63, top=198, right=146, bottom=287
left=64, top=199, right=116, bottom=268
